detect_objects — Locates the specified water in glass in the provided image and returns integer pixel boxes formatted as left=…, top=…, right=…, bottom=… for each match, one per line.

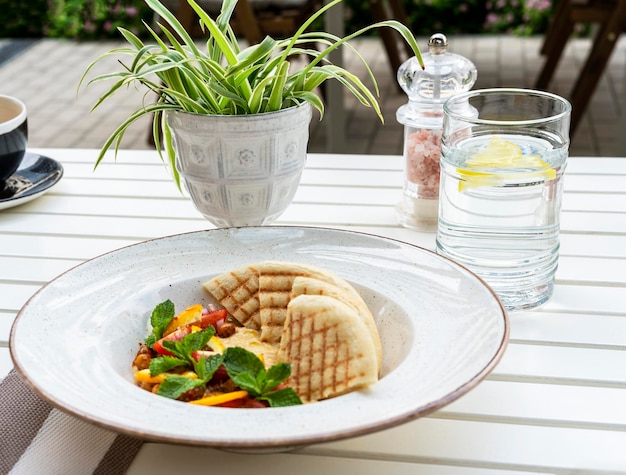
left=437, top=132, right=567, bottom=310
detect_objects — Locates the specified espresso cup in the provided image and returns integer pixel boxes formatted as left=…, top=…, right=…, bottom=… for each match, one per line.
left=0, top=95, right=28, bottom=183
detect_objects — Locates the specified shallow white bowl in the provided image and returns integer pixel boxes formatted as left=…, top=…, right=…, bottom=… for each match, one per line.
left=10, top=227, right=508, bottom=450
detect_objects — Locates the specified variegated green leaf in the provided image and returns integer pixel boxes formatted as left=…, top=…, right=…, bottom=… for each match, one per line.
left=81, top=0, right=426, bottom=187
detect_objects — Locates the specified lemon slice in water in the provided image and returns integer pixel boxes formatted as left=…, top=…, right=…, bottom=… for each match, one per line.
left=457, top=136, right=556, bottom=191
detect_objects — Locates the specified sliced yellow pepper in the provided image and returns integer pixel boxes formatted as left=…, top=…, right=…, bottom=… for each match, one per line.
left=164, top=304, right=204, bottom=335
left=209, top=335, right=225, bottom=353
left=135, top=369, right=198, bottom=384
left=188, top=390, right=249, bottom=406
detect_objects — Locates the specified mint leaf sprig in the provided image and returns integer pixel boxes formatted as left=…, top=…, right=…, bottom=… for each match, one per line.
left=161, top=326, right=215, bottom=364
left=148, top=326, right=216, bottom=375
left=149, top=327, right=222, bottom=400
left=224, top=347, right=302, bottom=407
left=144, top=299, right=175, bottom=348
left=157, top=353, right=224, bottom=400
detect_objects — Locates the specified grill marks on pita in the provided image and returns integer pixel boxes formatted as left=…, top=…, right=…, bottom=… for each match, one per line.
left=203, top=261, right=381, bottom=403
left=257, top=261, right=342, bottom=346
left=290, top=276, right=383, bottom=372
left=280, top=295, right=378, bottom=402
left=202, top=265, right=261, bottom=329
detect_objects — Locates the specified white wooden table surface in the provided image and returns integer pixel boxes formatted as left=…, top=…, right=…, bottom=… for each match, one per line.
left=1, top=148, right=626, bottom=474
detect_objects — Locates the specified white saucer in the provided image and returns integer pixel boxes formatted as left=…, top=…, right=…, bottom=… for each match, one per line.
left=0, top=152, right=63, bottom=210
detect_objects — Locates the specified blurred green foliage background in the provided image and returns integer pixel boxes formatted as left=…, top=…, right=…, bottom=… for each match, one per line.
left=0, top=0, right=554, bottom=39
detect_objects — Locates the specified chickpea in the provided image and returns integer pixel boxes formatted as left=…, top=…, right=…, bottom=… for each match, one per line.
left=217, top=322, right=236, bottom=338
left=133, top=353, right=151, bottom=370
left=139, top=382, right=154, bottom=391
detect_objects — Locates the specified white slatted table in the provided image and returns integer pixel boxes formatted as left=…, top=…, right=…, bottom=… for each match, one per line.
left=1, top=149, right=625, bottom=474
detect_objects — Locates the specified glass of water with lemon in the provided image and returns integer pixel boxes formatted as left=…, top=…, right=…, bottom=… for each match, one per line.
left=437, top=89, right=571, bottom=311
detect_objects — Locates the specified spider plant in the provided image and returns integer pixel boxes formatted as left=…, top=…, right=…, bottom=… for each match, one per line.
left=80, top=0, right=424, bottom=187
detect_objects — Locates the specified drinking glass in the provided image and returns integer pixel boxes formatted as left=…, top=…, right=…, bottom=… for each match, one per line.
left=437, top=88, right=571, bottom=311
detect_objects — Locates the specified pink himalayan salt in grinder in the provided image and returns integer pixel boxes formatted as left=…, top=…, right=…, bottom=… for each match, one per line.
left=396, top=33, right=477, bottom=230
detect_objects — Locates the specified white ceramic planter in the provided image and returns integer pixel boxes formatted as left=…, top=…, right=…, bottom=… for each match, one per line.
left=167, top=103, right=312, bottom=227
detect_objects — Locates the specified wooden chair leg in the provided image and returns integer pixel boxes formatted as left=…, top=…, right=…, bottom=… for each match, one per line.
left=568, top=0, right=626, bottom=133
left=387, top=0, right=413, bottom=58
left=535, top=16, right=574, bottom=90
left=233, top=0, right=264, bottom=44
left=369, top=0, right=404, bottom=88
left=171, top=0, right=196, bottom=36
left=540, top=0, right=571, bottom=56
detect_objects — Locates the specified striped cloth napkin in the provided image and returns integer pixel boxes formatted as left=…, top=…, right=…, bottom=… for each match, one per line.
left=0, top=370, right=143, bottom=474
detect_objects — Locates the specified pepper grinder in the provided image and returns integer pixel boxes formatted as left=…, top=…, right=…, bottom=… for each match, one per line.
left=396, top=33, right=477, bottom=230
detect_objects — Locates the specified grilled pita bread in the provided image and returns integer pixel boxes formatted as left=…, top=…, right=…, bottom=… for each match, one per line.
left=202, top=264, right=261, bottom=329
left=256, top=261, right=348, bottom=346
left=290, top=276, right=382, bottom=374
left=203, top=260, right=382, bottom=402
left=279, top=294, right=378, bottom=402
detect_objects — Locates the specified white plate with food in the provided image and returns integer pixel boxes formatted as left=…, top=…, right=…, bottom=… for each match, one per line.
left=10, top=226, right=508, bottom=450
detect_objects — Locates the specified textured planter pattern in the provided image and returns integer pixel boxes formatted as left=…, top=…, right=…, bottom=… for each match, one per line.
left=167, top=104, right=312, bottom=227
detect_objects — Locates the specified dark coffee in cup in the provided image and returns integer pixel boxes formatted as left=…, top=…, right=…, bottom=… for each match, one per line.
left=0, top=95, right=28, bottom=183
